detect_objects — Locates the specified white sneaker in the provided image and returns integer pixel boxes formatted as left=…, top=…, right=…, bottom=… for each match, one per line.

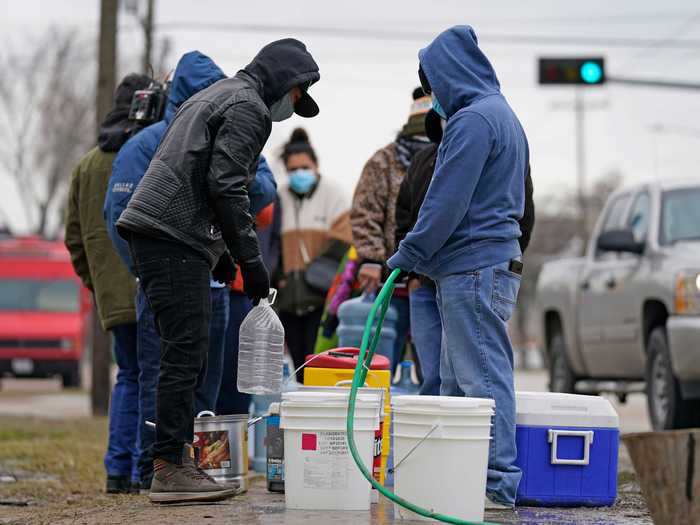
left=484, top=496, right=513, bottom=510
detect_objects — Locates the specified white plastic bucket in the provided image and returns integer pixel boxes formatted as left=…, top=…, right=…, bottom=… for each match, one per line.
left=280, top=391, right=381, bottom=511
left=299, top=385, right=386, bottom=497
left=391, top=395, right=494, bottom=522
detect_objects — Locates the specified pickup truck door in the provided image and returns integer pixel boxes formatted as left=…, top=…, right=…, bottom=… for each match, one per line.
left=577, top=193, right=633, bottom=377
left=595, top=191, right=651, bottom=378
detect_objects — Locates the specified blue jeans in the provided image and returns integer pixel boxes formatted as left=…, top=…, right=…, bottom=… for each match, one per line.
left=104, top=322, right=140, bottom=481
left=136, top=285, right=160, bottom=485
left=216, top=292, right=253, bottom=415
left=194, top=287, right=230, bottom=414
left=409, top=284, right=442, bottom=396
left=391, top=296, right=410, bottom=372
left=435, top=261, right=522, bottom=506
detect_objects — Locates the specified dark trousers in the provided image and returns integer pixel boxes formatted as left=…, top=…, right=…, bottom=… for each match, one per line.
left=129, top=233, right=211, bottom=464
left=216, top=292, right=253, bottom=415
left=280, top=309, right=323, bottom=382
left=136, top=285, right=231, bottom=483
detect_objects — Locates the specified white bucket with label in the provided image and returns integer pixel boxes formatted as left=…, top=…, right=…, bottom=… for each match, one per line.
left=391, top=395, right=494, bottom=522
left=280, top=391, right=381, bottom=511
left=298, top=385, right=386, bottom=500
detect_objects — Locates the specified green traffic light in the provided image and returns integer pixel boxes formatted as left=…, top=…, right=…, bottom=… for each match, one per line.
left=580, top=61, right=603, bottom=84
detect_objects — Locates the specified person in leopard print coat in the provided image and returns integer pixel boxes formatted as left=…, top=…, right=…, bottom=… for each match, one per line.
left=350, top=87, right=431, bottom=369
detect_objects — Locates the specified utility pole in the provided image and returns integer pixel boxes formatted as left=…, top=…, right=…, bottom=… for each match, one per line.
left=142, top=0, right=155, bottom=73
left=96, top=0, right=118, bottom=133
left=92, top=0, right=118, bottom=417
left=574, top=90, right=586, bottom=244
left=551, top=93, right=608, bottom=247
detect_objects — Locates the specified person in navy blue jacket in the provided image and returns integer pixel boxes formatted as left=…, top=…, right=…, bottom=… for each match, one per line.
left=104, top=51, right=277, bottom=491
left=388, top=26, right=529, bottom=509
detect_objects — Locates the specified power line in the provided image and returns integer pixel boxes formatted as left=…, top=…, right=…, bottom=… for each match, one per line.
left=156, top=21, right=700, bottom=50
left=616, top=11, right=700, bottom=72
left=513, top=11, right=700, bottom=24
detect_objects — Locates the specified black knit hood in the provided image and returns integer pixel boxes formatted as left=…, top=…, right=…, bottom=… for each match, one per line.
left=98, top=73, right=152, bottom=152
left=243, top=38, right=320, bottom=107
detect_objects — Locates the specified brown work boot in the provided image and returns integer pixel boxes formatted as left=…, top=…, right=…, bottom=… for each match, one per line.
left=149, top=444, right=238, bottom=504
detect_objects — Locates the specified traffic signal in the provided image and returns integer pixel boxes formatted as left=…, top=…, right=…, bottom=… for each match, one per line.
left=539, top=57, right=605, bottom=85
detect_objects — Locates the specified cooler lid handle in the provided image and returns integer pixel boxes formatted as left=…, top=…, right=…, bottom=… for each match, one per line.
left=548, top=429, right=594, bottom=466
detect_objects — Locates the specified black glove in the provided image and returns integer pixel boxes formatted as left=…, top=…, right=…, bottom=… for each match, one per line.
left=240, top=258, right=270, bottom=301
left=212, top=252, right=236, bottom=285
left=396, top=269, right=410, bottom=282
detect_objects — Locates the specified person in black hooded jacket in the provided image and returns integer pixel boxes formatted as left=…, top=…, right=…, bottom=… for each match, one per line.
left=395, top=109, right=535, bottom=397
left=117, top=39, right=320, bottom=504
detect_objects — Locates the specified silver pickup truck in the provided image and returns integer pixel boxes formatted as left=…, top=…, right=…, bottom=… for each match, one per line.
left=536, top=179, right=700, bottom=430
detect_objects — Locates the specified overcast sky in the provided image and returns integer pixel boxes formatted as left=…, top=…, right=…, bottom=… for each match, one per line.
left=2, top=0, right=700, bottom=233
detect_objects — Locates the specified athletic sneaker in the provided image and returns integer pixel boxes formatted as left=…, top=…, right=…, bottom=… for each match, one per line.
left=149, top=444, right=238, bottom=504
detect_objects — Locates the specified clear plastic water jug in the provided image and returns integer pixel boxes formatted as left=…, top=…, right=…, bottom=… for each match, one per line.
left=337, top=292, right=398, bottom=365
left=237, top=289, right=285, bottom=395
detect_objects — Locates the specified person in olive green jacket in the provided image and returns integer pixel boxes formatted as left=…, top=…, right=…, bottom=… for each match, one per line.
left=64, top=73, right=151, bottom=495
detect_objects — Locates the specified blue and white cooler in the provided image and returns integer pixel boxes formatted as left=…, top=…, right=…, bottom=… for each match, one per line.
left=514, top=391, right=619, bottom=507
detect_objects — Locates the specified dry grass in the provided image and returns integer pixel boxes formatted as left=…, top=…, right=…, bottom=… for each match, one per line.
left=0, top=416, right=135, bottom=524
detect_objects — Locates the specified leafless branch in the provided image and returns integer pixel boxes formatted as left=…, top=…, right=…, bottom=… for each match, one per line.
left=0, top=27, right=95, bottom=235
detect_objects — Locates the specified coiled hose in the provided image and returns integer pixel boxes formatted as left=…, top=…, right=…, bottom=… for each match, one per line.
left=345, top=268, right=496, bottom=525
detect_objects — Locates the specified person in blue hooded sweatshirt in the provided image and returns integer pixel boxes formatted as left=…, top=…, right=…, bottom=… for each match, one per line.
left=104, top=51, right=277, bottom=491
left=388, top=26, right=529, bottom=509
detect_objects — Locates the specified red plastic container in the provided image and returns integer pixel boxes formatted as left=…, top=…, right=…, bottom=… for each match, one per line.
left=305, top=347, right=390, bottom=370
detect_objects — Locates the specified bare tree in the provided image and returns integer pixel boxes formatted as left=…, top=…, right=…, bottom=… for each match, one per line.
left=153, top=35, right=173, bottom=79
left=121, top=0, right=173, bottom=80
left=0, top=27, right=95, bottom=236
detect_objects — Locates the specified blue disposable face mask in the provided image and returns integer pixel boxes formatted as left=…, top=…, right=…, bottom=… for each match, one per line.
left=432, top=94, right=447, bottom=120
left=288, top=168, right=318, bottom=194
left=270, top=92, right=295, bottom=122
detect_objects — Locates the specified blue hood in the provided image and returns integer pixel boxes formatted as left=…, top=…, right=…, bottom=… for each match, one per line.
left=164, top=50, right=226, bottom=122
left=418, top=25, right=500, bottom=118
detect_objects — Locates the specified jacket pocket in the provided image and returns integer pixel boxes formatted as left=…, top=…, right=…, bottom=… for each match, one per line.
left=134, top=160, right=182, bottom=219
left=491, top=268, right=521, bottom=322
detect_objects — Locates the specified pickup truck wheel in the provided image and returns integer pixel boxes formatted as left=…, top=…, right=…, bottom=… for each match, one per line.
left=549, top=333, right=576, bottom=393
left=646, top=327, right=694, bottom=430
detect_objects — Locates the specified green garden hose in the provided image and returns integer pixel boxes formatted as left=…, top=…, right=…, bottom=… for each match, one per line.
left=345, top=268, right=496, bottom=525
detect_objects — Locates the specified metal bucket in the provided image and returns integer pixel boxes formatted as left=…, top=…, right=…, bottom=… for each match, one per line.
left=193, top=411, right=249, bottom=492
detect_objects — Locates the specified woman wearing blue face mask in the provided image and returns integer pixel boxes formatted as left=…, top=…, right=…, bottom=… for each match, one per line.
left=276, top=128, right=352, bottom=379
